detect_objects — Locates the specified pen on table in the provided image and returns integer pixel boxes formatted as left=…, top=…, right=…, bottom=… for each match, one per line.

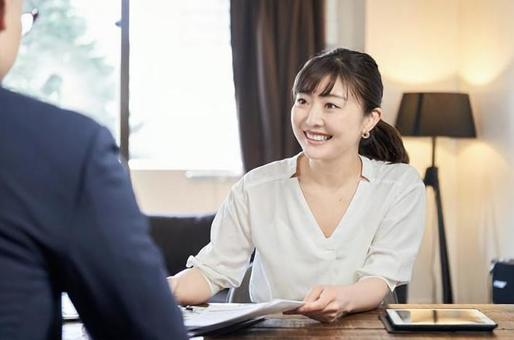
left=182, top=305, right=208, bottom=313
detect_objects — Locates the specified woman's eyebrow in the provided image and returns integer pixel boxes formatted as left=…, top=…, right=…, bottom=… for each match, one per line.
left=321, top=94, right=346, bottom=100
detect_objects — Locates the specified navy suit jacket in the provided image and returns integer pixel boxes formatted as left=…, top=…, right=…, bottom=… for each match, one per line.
left=0, top=87, right=187, bottom=340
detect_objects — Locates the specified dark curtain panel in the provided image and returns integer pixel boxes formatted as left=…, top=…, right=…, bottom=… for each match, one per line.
left=230, top=0, right=325, bottom=172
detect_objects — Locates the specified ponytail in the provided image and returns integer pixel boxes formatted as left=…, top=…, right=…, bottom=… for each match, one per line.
left=359, top=120, right=409, bottom=164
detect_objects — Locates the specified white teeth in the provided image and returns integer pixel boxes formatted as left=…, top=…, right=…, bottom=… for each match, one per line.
left=306, top=132, right=330, bottom=141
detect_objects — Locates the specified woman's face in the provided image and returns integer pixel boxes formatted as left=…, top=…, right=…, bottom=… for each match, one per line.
left=291, top=76, right=377, bottom=162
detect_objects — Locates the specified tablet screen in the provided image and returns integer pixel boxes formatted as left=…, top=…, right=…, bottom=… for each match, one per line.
left=386, top=308, right=497, bottom=330
left=395, top=309, right=486, bottom=324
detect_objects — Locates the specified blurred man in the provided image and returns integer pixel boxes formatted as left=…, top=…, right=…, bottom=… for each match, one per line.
left=0, top=0, right=187, bottom=339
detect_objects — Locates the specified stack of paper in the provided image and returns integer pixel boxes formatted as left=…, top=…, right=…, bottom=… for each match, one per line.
left=62, top=293, right=80, bottom=321
left=182, top=299, right=304, bottom=336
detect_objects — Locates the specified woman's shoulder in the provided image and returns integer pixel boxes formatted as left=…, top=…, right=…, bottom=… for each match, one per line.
left=241, top=156, right=297, bottom=188
left=364, top=157, right=423, bottom=186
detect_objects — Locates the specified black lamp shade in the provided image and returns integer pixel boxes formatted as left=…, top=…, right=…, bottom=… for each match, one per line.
left=396, top=93, right=476, bottom=138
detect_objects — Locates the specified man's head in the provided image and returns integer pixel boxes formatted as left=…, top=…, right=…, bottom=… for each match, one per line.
left=0, top=0, right=23, bottom=81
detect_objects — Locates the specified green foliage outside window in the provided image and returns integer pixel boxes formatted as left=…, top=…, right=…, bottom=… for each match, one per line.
left=4, top=0, right=118, bottom=134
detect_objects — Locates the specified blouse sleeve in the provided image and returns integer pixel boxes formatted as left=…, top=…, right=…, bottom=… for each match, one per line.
left=186, top=178, right=254, bottom=295
left=356, top=168, right=426, bottom=290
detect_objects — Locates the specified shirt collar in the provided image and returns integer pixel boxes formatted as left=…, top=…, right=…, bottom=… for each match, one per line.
left=288, top=153, right=302, bottom=178
left=359, top=154, right=375, bottom=182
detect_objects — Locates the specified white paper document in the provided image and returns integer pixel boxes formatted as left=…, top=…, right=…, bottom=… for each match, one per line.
left=62, top=293, right=80, bottom=321
left=181, top=299, right=304, bottom=334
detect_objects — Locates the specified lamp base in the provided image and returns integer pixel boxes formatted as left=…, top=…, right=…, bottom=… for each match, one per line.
left=424, top=165, right=453, bottom=304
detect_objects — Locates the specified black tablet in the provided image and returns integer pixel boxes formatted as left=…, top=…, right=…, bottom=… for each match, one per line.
left=385, top=308, right=497, bottom=331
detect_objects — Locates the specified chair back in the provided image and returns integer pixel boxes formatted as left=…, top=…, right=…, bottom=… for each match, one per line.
left=227, top=264, right=253, bottom=303
left=148, top=214, right=215, bottom=275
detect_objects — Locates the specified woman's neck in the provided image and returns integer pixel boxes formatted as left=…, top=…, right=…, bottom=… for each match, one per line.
left=298, top=152, right=362, bottom=189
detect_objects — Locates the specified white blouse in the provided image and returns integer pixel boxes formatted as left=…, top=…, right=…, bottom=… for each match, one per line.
left=187, top=154, right=426, bottom=302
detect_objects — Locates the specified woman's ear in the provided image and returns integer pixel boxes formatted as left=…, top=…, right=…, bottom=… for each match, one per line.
left=364, top=107, right=382, bottom=132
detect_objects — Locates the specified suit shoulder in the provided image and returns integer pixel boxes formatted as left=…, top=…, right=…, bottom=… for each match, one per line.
left=1, top=88, right=104, bottom=144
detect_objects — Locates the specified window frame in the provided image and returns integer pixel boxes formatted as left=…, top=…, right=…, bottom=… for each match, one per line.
left=120, top=0, right=130, bottom=160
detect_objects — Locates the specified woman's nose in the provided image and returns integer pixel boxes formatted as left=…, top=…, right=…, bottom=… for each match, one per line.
left=305, top=104, right=323, bottom=127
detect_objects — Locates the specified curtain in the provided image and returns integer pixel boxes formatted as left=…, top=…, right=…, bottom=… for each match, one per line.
left=230, top=0, right=325, bottom=172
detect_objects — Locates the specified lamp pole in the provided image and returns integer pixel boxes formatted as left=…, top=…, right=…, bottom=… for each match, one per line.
left=423, top=136, right=453, bottom=303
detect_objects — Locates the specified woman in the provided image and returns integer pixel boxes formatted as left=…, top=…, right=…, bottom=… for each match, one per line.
left=170, top=48, right=426, bottom=323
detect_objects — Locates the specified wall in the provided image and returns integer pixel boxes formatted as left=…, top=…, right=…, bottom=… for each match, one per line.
left=130, top=169, right=237, bottom=214
left=364, top=0, right=514, bottom=302
left=456, top=0, right=514, bottom=302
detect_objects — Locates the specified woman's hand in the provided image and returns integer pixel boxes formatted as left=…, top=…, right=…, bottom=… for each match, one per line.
left=293, top=285, right=350, bottom=323
left=290, top=278, right=390, bottom=323
left=166, top=268, right=213, bottom=306
left=167, top=276, right=178, bottom=293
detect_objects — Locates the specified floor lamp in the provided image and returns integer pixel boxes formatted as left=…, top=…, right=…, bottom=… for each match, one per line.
left=395, top=92, right=476, bottom=304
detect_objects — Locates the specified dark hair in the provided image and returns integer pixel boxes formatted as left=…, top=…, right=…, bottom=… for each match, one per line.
left=292, top=48, right=409, bottom=164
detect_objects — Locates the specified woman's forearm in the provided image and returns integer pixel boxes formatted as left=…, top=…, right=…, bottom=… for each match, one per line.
left=168, top=267, right=213, bottom=305
left=343, top=277, right=390, bottom=313
left=297, top=277, right=390, bottom=322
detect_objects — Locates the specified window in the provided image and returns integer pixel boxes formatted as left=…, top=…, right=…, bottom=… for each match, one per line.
left=129, top=0, right=243, bottom=174
left=4, top=0, right=242, bottom=193
left=4, top=0, right=121, bottom=141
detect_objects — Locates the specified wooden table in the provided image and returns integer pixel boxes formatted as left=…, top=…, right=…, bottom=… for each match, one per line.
left=203, top=304, right=514, bottom=339
left=63, top=304, right=514, bottom=339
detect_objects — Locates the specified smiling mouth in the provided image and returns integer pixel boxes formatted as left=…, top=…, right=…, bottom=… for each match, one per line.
left=304, top=131, right=333, bottom=142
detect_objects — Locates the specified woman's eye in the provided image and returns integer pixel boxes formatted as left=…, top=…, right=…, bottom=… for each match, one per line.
left=325, top=103, right=339, bottom=109
left=296, top=98, right=307, bottom=105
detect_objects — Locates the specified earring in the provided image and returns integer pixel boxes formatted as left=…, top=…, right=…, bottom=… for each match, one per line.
left=362, top=131, right=370, bottom=139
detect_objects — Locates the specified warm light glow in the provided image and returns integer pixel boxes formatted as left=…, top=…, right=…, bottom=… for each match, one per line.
left=366, top=0, right=459, bottom=85
left=403, top=137, right=432, bottom=172
left=458, top=0, right=514, bottom=86
left=459, top=56, right=512, bottom=86
left=367, top=0, right=514, bottom=87
left=403, top=137, right=459, bottom=166
left=458, top=30, right=513, bottom=86
left=458, top=140, right=510, bottom=176
left=380, top=60, right=457, bottom=86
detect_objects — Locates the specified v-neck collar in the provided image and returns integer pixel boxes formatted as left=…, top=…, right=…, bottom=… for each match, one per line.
left=287, top=153, right=374, bottom=242
left=287, top=152, right=376, bottom=182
